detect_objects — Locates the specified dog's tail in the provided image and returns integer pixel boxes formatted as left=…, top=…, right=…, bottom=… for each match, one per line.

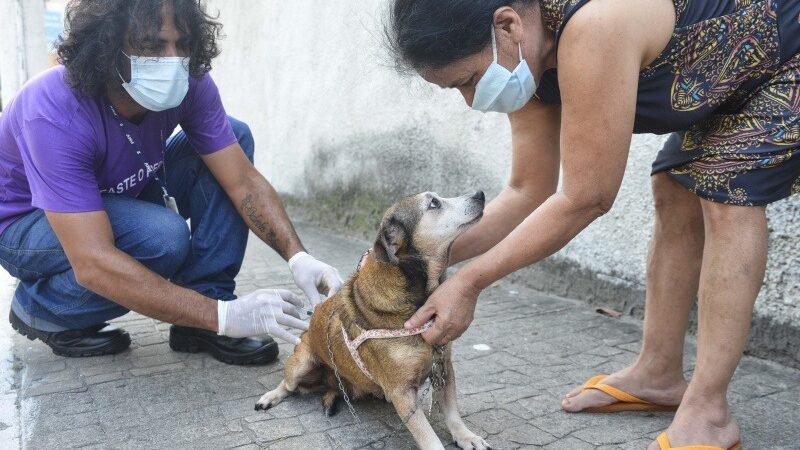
left=322, top=389, right=342, bottom=416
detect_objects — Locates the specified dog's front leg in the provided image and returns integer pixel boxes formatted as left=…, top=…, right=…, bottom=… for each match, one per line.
left=255, top=340, right=316, bottom=411
left=389, top=387, right=444, bottom=450
left=434, top=353, right=490, bottom=450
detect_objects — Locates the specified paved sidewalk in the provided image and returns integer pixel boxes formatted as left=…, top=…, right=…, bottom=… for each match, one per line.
left=1, top=224, right=799, bottom=449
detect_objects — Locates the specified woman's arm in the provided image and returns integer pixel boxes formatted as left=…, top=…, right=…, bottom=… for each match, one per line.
left=407, top=3, right=645, bottom=344
left=449, top=100, right=561, bottom=265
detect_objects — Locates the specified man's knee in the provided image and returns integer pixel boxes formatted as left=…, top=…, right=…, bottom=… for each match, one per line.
left=229, top=116, right=254, bottom=163
left=128, top=211, right=191, bottom=276
left=153, top=213, right=191, bottom=264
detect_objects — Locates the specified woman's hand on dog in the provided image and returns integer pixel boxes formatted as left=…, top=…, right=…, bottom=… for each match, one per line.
left=405, top=274, right=480, bottom=346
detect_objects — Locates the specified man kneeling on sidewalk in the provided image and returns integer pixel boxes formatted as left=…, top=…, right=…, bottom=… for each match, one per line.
left=0, top=0, right=341, bottom=364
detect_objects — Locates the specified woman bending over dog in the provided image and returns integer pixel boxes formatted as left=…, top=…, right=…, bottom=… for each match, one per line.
left=387, top=0, right=800, bottom=449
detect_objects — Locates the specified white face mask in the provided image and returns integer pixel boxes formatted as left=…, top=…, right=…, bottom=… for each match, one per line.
left=472, top=27, right=537, bottom=113
left=117, top=51, right=190, bottom=112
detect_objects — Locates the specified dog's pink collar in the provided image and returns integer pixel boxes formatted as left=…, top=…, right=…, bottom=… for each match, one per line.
left=356, top=248, right=371, bottom=272
left=341, top=320, right=433, bottom=382
left=347, top=248, right=432, bottom=381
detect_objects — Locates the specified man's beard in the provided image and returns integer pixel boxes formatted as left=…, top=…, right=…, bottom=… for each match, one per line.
left=106, top=81, right=136, bottom=105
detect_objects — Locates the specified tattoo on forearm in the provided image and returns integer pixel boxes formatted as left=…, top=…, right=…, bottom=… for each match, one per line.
left=241, top=193, right=268, bottom=234
left=240, top=193, right=280, bottom=250
left=264, top=228, right=279, bottom=252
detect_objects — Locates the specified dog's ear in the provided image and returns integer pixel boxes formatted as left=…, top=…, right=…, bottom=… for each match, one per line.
left=373, top=219, right=406, bottom=265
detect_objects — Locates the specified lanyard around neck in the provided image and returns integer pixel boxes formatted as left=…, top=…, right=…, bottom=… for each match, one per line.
left=107, top=103, right=171, bottom=200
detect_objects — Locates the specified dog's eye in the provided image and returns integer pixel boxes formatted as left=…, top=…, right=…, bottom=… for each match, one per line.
left=428, top=198, right=441, bottom=210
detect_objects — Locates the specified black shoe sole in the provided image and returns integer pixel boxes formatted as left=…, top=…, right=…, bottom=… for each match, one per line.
left=169, top=330, right=279, bottom=366
left=9, top=310, right=131, bottom=357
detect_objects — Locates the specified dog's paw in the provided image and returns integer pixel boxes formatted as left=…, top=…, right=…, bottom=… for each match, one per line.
left=453, top=430, right=491, bottom=450
left=254, top=389, right=284, bottom=412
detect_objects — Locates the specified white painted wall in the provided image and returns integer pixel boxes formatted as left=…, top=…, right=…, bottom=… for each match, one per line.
left=0, top=0, right=794, bottom=360
left=0, top=0, right=48, bottom=109
left=208, top=1, right=799, bottom=332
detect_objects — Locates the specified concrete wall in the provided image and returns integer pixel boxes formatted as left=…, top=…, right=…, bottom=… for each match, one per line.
left=0, top=0, right=48, bottom=109
left=206, top=1, right=800, bottom=365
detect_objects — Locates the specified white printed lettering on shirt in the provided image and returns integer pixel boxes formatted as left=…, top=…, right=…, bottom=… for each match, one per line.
left=99, top=160, right=163, bottom=195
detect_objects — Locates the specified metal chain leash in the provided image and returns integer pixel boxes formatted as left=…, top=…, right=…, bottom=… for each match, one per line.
left=320, top=252, right=449, bottom=444
left=326, top=306, right=361, bottom=424
left=400, top=344, right=447, bottom=424
left=326, top=305, right=448, bottom=432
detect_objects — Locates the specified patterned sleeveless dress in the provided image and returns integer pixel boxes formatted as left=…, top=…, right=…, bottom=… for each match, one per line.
left=535, top=0, right=800, bottom=205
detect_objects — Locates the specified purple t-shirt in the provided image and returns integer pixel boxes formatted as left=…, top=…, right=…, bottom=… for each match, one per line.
left=0, top=65, right=237, bottom=234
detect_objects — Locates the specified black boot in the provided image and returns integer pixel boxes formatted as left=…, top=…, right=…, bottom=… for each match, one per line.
left=9, top=309, right=131, bottom=357
left=169, top=325, right=278, bottom=365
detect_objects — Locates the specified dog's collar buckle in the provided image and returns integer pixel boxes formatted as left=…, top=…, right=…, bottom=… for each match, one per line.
left=341, top=320, right=434, bottom=382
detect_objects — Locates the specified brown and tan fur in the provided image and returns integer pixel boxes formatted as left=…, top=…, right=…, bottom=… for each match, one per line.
left=256, top=191, right=490, bottom=450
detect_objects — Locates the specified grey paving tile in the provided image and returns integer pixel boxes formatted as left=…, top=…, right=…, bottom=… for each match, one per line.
left=5, top=223, right=799, bottom=449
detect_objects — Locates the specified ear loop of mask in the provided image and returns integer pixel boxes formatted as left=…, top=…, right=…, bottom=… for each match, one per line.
left=115, top=49, right=130, bottom=84
left=490, top=26, right=524, bottom=64
left=491, top=26, right=499, bottom=62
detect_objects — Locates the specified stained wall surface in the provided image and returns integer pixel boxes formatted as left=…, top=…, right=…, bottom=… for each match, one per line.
left=206, top=0, right=800, bottom=365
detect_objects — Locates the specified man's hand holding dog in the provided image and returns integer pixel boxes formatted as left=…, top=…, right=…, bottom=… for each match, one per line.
left=289, top=252, right=344, bottom=306
left=405, top=274, right=480, bottom=346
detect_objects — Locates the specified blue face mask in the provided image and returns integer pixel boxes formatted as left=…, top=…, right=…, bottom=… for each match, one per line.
left=472, top=27, right=537, bottom=114
left=117, top=51, right=190, bottom=112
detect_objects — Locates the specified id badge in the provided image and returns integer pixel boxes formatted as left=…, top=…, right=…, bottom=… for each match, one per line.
left=163, top=195, right=180, bottom=214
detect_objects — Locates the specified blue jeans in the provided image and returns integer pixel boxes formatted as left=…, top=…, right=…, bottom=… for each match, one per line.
left=0, top=117, right=253, bottom=331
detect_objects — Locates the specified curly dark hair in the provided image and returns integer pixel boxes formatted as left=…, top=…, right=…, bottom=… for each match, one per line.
left=56, top=0, right=223, bottom=98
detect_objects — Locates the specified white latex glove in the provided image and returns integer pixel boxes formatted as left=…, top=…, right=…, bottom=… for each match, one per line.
left=217, top=289, right=308, bottom=344
left=288, top=252, right=344, bottom=306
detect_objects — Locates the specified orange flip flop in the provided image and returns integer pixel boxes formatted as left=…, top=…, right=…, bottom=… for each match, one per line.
left=656, top=432, right=742, bottom=450
left=573, top=374, right=680, bottom=413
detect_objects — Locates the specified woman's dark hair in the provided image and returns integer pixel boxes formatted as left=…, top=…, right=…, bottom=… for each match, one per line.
left=57, top=0, right=223, bottom=98
left=386, top=0, right=536, bottom=72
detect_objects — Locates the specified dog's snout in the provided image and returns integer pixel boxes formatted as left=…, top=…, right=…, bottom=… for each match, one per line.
left=472, top=191, right=485, bottom=204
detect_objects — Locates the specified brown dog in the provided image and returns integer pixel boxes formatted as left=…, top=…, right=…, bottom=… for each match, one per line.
left=255, top=191, right=489, bottom=450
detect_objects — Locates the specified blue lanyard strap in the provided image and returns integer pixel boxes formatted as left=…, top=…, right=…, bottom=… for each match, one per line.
left=107, top=103, right=171, bottom=199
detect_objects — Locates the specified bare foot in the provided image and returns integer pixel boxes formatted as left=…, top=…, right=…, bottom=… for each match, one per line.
left=561, top=365, right=687, bottom=412
left=647, top=398, right=740, bottom=450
